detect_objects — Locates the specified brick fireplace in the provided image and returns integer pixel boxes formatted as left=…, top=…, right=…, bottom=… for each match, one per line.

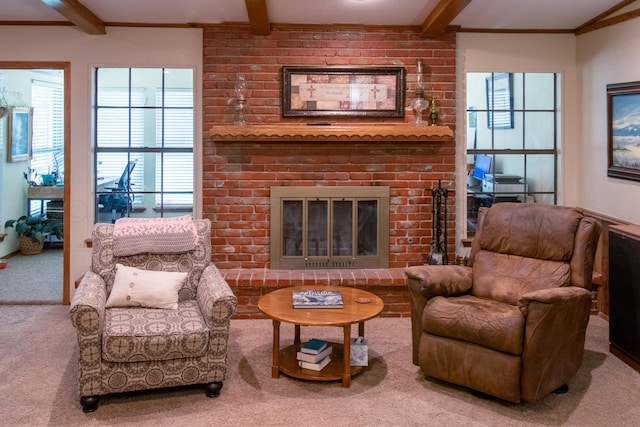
left=202, top=25, right=457, bottom=318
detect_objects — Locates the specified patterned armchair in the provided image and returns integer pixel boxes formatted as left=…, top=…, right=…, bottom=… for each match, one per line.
left=70, top=219, right=237, bottom=412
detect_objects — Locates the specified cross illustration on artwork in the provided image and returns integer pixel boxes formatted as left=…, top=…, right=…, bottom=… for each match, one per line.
left=306, top=85, right=316, bottom=98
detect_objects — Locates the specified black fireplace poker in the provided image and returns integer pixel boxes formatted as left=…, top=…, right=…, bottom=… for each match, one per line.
left=428, top=180, right=448, bottom=265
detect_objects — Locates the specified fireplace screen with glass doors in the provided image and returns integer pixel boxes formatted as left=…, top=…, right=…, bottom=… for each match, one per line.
left=270, top=187, right=390, bottom=269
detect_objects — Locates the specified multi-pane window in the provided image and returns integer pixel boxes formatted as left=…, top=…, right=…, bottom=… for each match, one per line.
left=466, top=72, right=559, bottom=237
left=93, top=68, right=194, bottom=223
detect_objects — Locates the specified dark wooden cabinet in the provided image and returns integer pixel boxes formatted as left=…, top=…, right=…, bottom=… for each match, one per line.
left=609, top=224, right=640, bottom=373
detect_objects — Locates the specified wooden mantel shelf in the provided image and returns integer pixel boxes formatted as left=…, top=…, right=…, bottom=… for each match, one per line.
left=208, top=123, right=454, bottom=143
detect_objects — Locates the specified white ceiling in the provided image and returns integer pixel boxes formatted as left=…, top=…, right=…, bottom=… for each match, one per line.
left=0, top=0, right=637, bottom=31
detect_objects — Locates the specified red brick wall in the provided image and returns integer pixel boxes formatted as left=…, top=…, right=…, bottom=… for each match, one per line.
left=202, top=24, right=457, bottom=270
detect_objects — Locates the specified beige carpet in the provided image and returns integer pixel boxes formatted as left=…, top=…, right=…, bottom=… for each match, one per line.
left=1, top=305, right=639, bottom=426
left=0, top=247, right=63, bottom=304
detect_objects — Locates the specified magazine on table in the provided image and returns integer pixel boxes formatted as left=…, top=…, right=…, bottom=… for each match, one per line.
left=292, top=289, right=343, bottom=309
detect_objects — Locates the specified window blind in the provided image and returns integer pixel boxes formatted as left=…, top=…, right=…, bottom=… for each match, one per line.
left=155, top=88, right=193, bottom=206
left=30, top=80, right=64, bottom=176
left=29, top=80, right=64, bottom=216
left=96, top=87, right=145, bottom=200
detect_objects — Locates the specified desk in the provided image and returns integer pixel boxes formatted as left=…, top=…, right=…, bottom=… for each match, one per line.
left=27, top=186, right=64, bottom=217
left=97, top=176, right=119, bottom=192
left=27, top=185, right=63, bottom=200
left=466, top=187, right=526, bottom=235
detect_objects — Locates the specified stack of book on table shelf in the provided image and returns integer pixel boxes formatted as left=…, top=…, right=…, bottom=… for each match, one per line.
left=292, top=289, right=343, bottom=309
left=297, top=339, right=332, bottom=371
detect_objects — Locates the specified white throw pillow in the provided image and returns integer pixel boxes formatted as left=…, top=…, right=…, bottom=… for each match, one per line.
left=106, top=264, right=187, bottom=310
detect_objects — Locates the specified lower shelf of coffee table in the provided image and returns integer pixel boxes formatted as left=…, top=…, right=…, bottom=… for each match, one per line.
left=279, top=342, right=365, bottom=381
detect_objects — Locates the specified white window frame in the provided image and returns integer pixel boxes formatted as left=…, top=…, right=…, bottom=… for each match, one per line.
left=93, top=67, right=194, bottom=222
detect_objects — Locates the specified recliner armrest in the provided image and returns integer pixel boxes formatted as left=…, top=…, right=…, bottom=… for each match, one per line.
left=517, top=286, right=592, bottom=317
left=405, top=265, right=472, bottom=365
left=405, top=265, right=473, bottom=297
left=197, top=264, right=238, bottom=326
left=517, top=285, right=592, bottom=402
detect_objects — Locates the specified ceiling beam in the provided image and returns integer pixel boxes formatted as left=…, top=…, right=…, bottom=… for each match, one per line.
left=575, top=7, right=640, bottom=35
left=40, top=0, right=105, bottom=35
left=245, top=0, right=270, bottom=36
left=420, top=0, right=472, bottom=37
left=574, top=0, right=638, bottom=35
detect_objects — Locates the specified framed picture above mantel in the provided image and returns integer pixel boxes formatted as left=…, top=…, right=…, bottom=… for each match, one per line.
left=607, top=81, right=640, bottom=182
left=282, top=66, right=405, bottom=118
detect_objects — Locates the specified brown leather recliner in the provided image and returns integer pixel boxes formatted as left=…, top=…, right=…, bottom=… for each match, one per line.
left=406, top=203, right=601, bottom=403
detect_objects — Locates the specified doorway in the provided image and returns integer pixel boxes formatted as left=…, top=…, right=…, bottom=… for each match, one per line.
left=0, top=62, right=70, bottom=304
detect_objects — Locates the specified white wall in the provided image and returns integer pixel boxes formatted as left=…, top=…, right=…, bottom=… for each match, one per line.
left=456, top=33, right=578, bottom=253
left=577, top=19, right=640, bottom=224
left=0, top=71, right=33, bottom=257
left=0, top=26, right=203, bottom=300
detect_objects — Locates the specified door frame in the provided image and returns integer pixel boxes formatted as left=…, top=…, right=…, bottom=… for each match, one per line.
left=0, top=61, right=71, bottom=304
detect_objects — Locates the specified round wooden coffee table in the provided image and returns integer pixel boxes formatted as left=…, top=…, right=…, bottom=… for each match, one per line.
left=258, top=286, right=384, bottom=388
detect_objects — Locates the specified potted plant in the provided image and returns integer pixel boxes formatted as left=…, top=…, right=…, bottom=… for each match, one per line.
left=4, top=215, right=63, bottom=255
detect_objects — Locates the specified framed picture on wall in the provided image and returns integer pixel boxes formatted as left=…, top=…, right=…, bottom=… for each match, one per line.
left=282, top=66, right=405, bottom=118
left=607, top=81, right=640, bottom=182
left=485, top=73, right=514, bottom=129
left=7, top=106, right=33, bottom=162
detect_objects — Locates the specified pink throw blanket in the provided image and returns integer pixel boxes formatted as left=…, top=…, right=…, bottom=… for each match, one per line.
left=112, top=215, right=197, bottom=256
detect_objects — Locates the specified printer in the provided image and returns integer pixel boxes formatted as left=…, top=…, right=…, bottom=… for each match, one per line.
left=482, top=174, right=527, bottom=193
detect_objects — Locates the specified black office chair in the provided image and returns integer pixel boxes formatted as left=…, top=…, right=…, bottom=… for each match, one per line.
left=99, top=160, right=137, bottom=223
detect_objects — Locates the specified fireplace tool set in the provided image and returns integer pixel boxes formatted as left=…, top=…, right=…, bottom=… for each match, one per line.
left=428, top=180, right=448, bottom=265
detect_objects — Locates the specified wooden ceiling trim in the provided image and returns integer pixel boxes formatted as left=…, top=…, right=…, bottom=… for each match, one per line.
left=420, top=0, right=472, bottom=37
left=41, top=0, right=105, bottom=35
left=244, top=0, right=271, bottom=36
left=0, top=21, right=74, bottom=27
left=456, top=28, right=574, bottom=34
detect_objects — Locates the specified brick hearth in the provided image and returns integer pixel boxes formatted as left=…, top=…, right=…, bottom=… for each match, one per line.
left=222, top=268, right=408, bottom=319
